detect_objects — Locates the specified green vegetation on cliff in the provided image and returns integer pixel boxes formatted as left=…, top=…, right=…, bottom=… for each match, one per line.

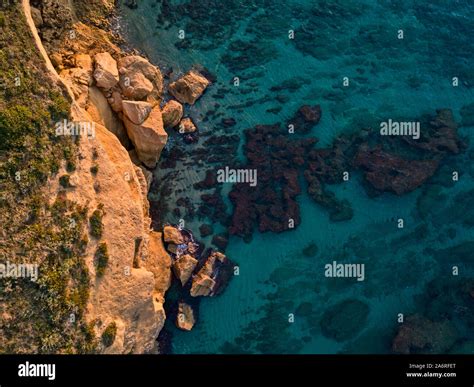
left=0, top=3, right=95, bottom=353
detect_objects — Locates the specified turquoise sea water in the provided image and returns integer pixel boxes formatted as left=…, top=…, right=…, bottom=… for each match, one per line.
left=118, top=0, right=474, bottom=353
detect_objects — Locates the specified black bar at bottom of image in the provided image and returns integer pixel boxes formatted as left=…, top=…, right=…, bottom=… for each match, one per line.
left=0, top=355, right=472, bottom=386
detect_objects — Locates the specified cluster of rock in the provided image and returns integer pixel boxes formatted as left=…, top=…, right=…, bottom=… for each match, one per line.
left=228, top=124, right=317, bottom=239
left=55, top=44, right=210, bottom=171
left=92, top=52, right=172, bottom=168
left=162, top=225, right=234, bottom=331
left=228, top=106, right=464, bottom=239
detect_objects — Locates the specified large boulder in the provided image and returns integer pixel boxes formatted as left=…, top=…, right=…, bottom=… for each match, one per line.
left=176, top=302, right=195, bottom=331
left=122, top=100, right=153, bottom=125
left=173, top=254, right=198, bottom=285
left=120, top=71, right=154, bottom=100
left=190, top=251, right=234, bottom=297
left=169, top=70, right=210, bottom=105
left=162, top=100, right=183, bottom=128
left=123, top=105, right=167, bottom=168
left=190, top=274, right=216, bottom=297
left=118, top=55, right=163, bottom=99
left=163, top=225, right=184, bottom=244
left=94, top=52, right=119, bottom=89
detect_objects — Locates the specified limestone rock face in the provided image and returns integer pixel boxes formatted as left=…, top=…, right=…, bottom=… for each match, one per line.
left=144, top=231, right=173, bottom=304
left=123, top=105, right=168, bottom=168
left=122, top=100, right=153, bottom=125
left=94, top=52, right=119, bottom=89
left=60, top=106, right=167, bottom=354
left=118, top=55, right=163, bottom=100
left=178, top=117, right=197, bottom=133
left=162, top=100, right=183, bottom=128
left=169, top=70, right=209, bottom=105
left=173, top=254, right=198, bottom=286
left=59, top=54, right=94, bottom=108
left=176, top=303, right=195, bottom=331
left=163, top=226, right=184, bottom=244
left=86, top=86, right=129, bottom=148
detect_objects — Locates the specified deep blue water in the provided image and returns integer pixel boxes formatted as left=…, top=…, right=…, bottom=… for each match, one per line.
left=118, top=0, right=474, bottom=354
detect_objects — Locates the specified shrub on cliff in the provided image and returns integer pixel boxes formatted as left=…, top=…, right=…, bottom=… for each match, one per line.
left=101, top=322, right=117, bottom=348
left=94, top=242, right=109, bottom=277
left=89, top=205, right=104, bottom=239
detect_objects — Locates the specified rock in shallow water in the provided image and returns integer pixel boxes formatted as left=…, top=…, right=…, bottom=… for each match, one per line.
left=190, top=251, right=234, bottom=297
left=169, top=70, right=210, bottom=105
left=176, top=302, right=196, bottom=331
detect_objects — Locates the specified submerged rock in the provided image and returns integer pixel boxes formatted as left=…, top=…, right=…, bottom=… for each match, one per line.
left=211, top=233, right=229, bottom=251
left=392, top=315, right=458, bottom=354
left=228, top=124, right=317, bottom=238
left=169, top=70, right=210, bottom=105
left=320, top=299, right=369, bottom=342
left=353, top=145, right=439, bottom=195
left=199, top=224, right=214, bottom=237
left=288, top=105, right=322, bottom=133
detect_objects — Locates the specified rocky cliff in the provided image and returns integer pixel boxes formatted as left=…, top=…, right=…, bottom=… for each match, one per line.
left=23, top=0, right=172, bottom=354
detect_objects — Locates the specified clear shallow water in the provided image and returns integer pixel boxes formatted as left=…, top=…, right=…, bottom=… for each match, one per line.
left=118, top=0, right=474, bottom=353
